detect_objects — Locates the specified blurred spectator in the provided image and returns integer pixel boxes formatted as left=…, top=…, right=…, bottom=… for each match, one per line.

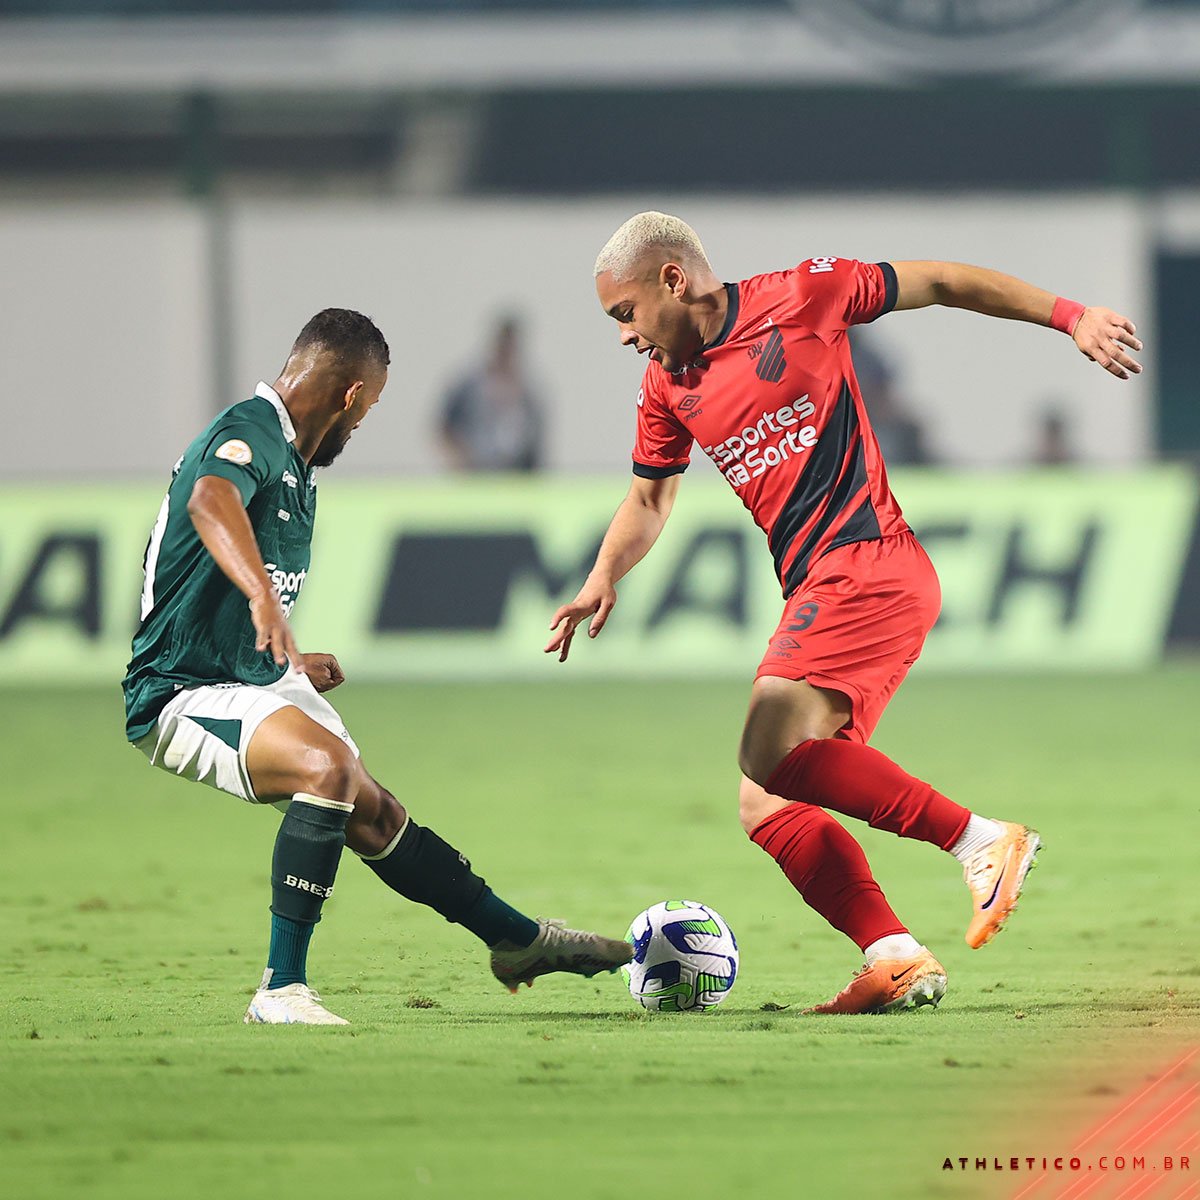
left=438, top=315, right=545, bottom=472
left=1032, top=406, right=1076, bottom=465
left=852, top=332, right=934, bottom=466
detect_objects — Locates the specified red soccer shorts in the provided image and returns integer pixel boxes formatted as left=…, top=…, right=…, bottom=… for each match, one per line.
left=755, top=530, right=941, bottom=744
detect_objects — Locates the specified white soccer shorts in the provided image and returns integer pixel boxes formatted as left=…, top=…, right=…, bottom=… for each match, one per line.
left=133, top=666, right=360, bottom=804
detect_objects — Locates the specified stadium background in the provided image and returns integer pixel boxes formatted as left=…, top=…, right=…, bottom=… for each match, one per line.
left=2, top=3, right=1198, bottom=1200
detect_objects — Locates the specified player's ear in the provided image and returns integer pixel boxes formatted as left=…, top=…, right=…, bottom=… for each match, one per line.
left=343, top=381, right=364, bottom=412
left=661, top=262, right=688, bottom=298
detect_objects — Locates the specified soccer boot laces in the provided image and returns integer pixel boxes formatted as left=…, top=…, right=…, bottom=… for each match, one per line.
left=963, top=821, right=1042, bottom=949
left=490, top=918, right=633, bottom=993
left=243, top=969, right=349, bottom=1025
left=807, top=949, right=947, bottom=1015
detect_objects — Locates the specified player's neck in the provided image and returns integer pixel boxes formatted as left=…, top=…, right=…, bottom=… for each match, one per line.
left=270, top=376, right=328, bottom=461
left=694, top=280, right=729, bottom=350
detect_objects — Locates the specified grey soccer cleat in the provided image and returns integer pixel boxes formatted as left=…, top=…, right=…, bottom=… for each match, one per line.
left=490, top=919, right=634, bottom=993
left=243, top=968, right=349, bottom=1025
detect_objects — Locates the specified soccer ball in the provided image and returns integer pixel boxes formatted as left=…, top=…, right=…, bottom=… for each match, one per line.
left=621, top=900, right=738, bottom=1011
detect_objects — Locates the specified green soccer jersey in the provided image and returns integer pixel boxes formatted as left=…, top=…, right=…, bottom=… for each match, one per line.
left=123, top=383, right=317, bottom=741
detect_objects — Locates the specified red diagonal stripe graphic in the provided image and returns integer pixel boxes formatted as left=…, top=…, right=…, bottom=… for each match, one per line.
left=1170, top=1182, right=1198, bottom=1200
left=1173, top=1129, right=1199, bottom=1155
left=1076, top=1051, right=1200, bottom=1154
left=1013, top=1049, right=1199, bottom=1200
left=1111, top=1175, right=1165, bottom=1200
left=1052, top=1173, right=1107, bottom=1200
left=1013, top=1169, right=1052, bottom=1199
left=1116, top=1087, right=1198, bottom=1154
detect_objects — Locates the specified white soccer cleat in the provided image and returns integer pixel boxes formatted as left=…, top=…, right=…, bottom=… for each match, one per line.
left=243, top=969, right=349, bottom=1025
left=490, top=918, right=634, bottom=993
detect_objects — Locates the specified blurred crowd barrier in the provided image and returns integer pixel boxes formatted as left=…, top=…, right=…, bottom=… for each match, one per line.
left=2, top=469, right=1196, bottom=686
left=3, top=195, right=1158, bottom=481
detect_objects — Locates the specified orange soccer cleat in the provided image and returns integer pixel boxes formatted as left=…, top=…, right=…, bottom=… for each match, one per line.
left=963, top=821, right=1042, bottom=949
left=807, top=949, right=947, bottom=1015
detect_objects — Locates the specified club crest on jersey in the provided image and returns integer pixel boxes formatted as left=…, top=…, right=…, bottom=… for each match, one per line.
left=748, top=327, right=787, bottom=384
left=214, top=439, right=253, bottom=466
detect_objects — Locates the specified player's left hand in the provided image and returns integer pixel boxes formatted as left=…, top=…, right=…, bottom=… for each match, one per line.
left=300, top=652, right=345, bottom=692
left=1072, top=307, right=1143, bottom=380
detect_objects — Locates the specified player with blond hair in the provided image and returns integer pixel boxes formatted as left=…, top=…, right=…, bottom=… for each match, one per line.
left=550, top=211, right=1142, bottom=1014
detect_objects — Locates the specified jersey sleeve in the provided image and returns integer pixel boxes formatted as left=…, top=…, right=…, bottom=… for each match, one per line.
left=631, top=370, right=692, bottom=478
left=793, top=257, right=898, bottom=333
left=195, top=415, right=285, bottom=505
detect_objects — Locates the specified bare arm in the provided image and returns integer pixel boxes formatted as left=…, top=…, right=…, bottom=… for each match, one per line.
left=891, top=260, right=1143, bottom=380
left=545, top=473, right=681, bottom=662
left=187, top=474, right=302, bottom=670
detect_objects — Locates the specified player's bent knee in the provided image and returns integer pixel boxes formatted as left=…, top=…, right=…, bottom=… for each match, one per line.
left=740, top=676, right=851, bottom=787
left=737, top=726, right=791, bottom=790
left=300, top=741, right=358, bottom=806
left=345, top=775, right=407, bottom=857
left=738, top=777, right=788, bottom=835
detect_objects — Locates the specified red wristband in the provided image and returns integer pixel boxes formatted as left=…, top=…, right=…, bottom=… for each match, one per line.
left=1050, top=296, right=1086, bottom=336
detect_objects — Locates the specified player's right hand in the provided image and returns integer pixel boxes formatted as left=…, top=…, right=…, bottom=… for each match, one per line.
left=545, top=579, right=617, bottom=663
left=249, top=591, right=304, bottom=672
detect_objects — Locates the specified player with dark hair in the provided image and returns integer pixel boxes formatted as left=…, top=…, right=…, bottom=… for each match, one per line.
left=124, top=307, right=630, bottom=1025
left=548, top=213, right=1142, bottom=1014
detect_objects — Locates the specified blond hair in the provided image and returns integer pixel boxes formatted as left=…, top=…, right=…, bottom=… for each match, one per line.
left=593, top=211, right=711, bottom=282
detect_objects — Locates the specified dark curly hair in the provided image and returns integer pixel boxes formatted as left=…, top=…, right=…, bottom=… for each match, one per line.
left=290, top=308, right=390, bottom=380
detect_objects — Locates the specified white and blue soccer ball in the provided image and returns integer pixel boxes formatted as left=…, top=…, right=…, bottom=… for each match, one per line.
left=621, top=900, right=738, bottom=1011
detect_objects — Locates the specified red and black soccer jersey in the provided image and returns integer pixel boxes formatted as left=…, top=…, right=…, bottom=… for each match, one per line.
left=632, top=256, right=908, bottom=597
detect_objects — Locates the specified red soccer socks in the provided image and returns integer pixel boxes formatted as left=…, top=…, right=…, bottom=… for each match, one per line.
left=764, top=738, right=970, bottom=851
left=749, top=802, right=908, bottom=952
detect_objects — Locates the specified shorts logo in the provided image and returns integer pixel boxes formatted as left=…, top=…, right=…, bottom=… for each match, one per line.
left=774, top=636, right=801, bottom=652
left=214, top=439, right=253, bottom=465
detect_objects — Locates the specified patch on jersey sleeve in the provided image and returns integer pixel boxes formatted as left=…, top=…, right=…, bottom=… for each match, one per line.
left=214, top=439, right=253, bottom=465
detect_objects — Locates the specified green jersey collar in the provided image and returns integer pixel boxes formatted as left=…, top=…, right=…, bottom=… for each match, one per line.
left=255, top=381, right=297, bottom=445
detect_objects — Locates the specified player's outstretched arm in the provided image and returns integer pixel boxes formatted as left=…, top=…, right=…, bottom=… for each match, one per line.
left=890, top=260, right=1143, bottom=380
left=545, top=473, right=681, bottom=663
left=187, top=474, right=303, bottom=671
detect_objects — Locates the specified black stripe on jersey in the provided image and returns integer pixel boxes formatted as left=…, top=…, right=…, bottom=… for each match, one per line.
left=768, top=381, right=881, bottom=595
left=632, top=460, right=689, bottom=479
left=755, top=327, right=787, bottom=383
left=876, top=262, right=899, bottom=318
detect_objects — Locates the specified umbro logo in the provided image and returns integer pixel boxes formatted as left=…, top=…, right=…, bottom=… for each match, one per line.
left=751, top=326, right=787, bottom=383
left=775, top=636, right=801, bottom=651
left=679, top=394, right=704, bottom=422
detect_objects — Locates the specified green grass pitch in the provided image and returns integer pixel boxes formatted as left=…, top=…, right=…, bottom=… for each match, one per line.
left=2, top=670, right=1197, bottom=1200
